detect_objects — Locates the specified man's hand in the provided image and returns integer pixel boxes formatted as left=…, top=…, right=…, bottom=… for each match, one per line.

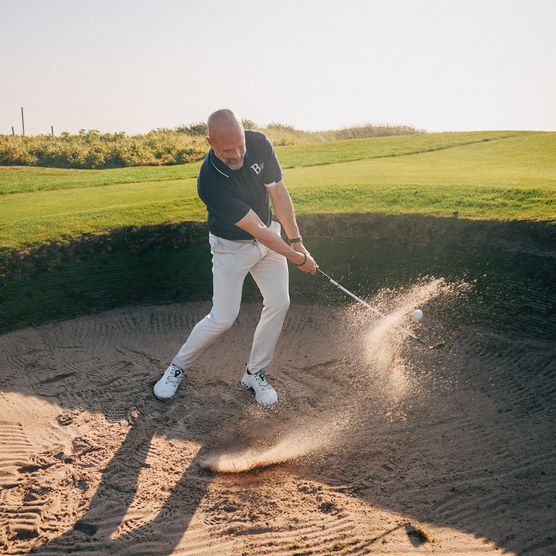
left=291, top=243, right=318, bottom=274
left=235, top=210, right=318, bottom=274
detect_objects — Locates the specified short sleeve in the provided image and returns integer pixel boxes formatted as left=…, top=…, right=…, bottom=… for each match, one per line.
left=261, top=134, right=283, bottom=187
left=199, top=186, right=251, bottom=225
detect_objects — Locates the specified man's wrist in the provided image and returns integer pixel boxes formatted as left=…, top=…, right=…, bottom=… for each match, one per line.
left=291, top=241, right=305, bottom=254
left=287, top=235, right=303, bottom=245
left=292, top=252, right=307, bottom=266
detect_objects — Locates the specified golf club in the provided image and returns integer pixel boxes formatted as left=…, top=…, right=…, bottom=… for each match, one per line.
left=317, top=268, right=444, bottom=349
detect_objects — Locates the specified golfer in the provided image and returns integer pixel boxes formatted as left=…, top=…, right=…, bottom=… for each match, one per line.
left=154, top=109, right=318, bottom=406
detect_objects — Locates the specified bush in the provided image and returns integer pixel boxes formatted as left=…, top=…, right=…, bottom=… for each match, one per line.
left=0, top=131, right=208, bottom=169
left=241, top=118, right=256, bottom=129
left=175, top=122, right=208, bottom=136
left=0, top=121, right=420, bottom=169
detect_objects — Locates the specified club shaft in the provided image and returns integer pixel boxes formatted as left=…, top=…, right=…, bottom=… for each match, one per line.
left=317, top=268, right=421, bottom=342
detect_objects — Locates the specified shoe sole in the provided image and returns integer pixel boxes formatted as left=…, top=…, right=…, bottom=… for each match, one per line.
left=153, top=391, right=174, bottom=401
left=152, top=380, right=177, bottom=402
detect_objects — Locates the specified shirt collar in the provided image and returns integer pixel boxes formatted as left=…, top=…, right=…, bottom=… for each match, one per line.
left=209, top=150, right=232, bottom=178
left=209, top=149, right=252, bottom=178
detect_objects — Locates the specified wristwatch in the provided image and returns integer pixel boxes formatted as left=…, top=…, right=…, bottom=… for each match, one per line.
left=288, top=236, right=303, bottom=244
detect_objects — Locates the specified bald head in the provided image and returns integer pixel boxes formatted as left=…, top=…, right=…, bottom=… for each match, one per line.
left=207, top=109, right=243, bottom=136
left=207, top=109, right=246, bottom=170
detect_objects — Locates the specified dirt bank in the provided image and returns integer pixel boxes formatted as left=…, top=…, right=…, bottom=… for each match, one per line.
left=2, top=214, right=555, bottom=336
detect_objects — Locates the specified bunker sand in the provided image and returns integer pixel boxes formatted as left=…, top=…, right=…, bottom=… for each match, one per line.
left=0, top=290, right=554, bottom=554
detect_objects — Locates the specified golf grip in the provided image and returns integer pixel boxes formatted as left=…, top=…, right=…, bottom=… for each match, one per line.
left=317, top=268, right=422, bottom=343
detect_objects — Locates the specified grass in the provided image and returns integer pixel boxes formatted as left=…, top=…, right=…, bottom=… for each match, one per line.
left=0, top=122, right=418, bottom=170
left=0, top=130, right=521, bottom=195
left=276, top=130, right=523, bottom=168
left=0, top=131, right=554, bottom=252
left=1, top=129, right=554, bottom=333
left=0, top=163, right=202, bottom=195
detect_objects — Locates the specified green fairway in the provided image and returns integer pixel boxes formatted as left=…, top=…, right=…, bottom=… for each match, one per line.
left=0, top=131, right=516, bottom=195
left=0, top=131, right=554, bottom=251
left=276, top=130, right=524, bottom=168
left=0, top=163, right=202, bottom=195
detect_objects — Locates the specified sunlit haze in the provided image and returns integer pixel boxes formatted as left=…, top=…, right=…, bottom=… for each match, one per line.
left=1, top=0, right=555, bottom=135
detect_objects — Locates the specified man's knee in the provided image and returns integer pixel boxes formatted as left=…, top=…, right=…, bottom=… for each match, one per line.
left=207, top=311, right=238, bottom=331
left=270, top=295, right=290, bottom=315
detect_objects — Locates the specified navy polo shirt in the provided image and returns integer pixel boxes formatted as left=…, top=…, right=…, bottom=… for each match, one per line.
left=197, top=130, right=283, bottom=240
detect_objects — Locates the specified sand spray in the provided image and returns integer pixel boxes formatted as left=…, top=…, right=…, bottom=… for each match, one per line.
left=202, top=278, right=463, bottom=473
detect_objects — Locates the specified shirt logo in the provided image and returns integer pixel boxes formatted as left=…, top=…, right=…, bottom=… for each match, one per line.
left=251, top=162, right=264, bottom=175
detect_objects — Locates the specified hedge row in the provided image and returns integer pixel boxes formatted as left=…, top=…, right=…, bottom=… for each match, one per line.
left=0, top=123, right=419, bottom=169
left=0, top=130, right=207, bottom=169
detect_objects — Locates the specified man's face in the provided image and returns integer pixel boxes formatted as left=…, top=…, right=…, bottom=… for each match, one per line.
left=208, top=129, right=246, bottom=170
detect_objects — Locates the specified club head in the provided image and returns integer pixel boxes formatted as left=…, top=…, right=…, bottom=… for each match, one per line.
left=429, top=341, right=446, bottom=350
left=414, top=336, right=445, bottom=350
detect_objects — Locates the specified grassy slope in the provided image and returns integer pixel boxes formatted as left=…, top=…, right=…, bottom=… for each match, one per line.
left=287, top=133, right=556, bottom=220
left=0, top=131, right=554, bottom=251
left=0, top=131, right=521, bottom=195
left=0, top=163, right=202, bottom=195
left=277, top=130, right=523, bottom=168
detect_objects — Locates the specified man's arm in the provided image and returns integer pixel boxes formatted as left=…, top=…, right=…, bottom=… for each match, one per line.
left=268, top=179, right=315, bottom=257
left=267, top=180, right=300, bottom=241
left=235, top=209, right=317, bottom=274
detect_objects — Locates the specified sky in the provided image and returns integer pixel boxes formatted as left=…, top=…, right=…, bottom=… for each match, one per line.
left=1, top=0, right=555, bottom=135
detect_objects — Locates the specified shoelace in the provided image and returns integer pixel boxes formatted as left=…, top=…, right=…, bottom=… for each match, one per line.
left=165, top=365, right=183, bottom=385
left=253, top=371, right=272, bottom=390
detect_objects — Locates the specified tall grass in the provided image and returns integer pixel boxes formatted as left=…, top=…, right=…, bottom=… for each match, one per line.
left=259, top=122, right=420, bottom=146
left=0, top=130, right=207, bottom=169
left=0, top=122, right=419, bottom=169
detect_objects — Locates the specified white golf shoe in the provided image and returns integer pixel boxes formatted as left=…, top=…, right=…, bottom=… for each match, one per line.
left=241, top=368, right=278, bottom=407
left=153, top=363, right=184, bottom=400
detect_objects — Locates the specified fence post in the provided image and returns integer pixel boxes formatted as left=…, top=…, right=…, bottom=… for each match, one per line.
left=11, top=126, right=15, bottom=136
left=51, top=125, right=54, bottom=137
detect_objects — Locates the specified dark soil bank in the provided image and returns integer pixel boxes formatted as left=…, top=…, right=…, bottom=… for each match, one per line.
left=1, top=214, right=554, bottom=338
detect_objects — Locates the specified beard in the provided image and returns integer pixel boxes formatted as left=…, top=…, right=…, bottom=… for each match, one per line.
left=223, top=156, right=244, bottom=170
left=214, top=151, right=245, bottom=171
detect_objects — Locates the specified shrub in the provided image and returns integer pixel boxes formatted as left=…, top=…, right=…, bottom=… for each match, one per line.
left=0, top=121, right=419, bottom=169
left=175, top=122, right=208, bottom=136
left=241, top=118, right=256, bottom=129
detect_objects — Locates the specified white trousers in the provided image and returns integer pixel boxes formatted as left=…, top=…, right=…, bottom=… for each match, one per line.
left=172, top=221, right=290, bottom=374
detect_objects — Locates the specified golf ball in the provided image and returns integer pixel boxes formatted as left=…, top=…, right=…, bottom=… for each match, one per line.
left=411, top=309, right=424, bottom=320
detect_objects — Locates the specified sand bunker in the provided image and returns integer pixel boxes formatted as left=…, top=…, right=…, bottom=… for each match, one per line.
left=0, top=280, right=554, bottom=555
